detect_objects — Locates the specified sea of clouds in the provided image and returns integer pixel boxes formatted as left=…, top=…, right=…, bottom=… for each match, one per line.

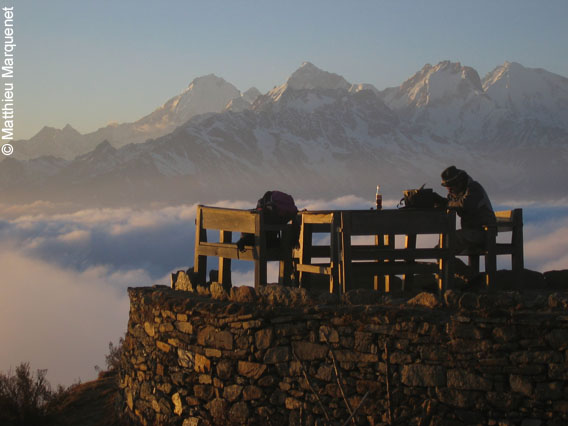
left=1, top=196, right=567, bottom=386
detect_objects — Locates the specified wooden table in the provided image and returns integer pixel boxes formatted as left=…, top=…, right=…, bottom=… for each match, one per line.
left=296, top=208, right=457, bottom=293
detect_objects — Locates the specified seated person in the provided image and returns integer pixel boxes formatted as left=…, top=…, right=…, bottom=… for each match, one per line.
left=434, top=166, right=496, bottom=253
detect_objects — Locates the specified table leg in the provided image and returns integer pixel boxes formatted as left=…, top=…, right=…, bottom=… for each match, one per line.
left=403, top=234, right=417, bottom=291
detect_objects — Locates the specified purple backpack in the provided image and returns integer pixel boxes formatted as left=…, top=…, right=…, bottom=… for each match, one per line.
left=256, top=190, right=298, bottom=223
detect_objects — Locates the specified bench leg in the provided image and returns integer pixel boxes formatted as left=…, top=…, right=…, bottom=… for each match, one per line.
left=219, top=230, right=232, bottom=291
left=374, top=234, right=392, bottom=292
left=194, top=256, right=207, bottom=285
left=403, top=234, right=417, bottom=291
left=484, top=226, right=497, bottom=288
left=330, top=214, right=341, bottom=294
left=298, top=222, right=313, bottom=287
left=439, top=231, right=454, bottom=292
left=278, top=259, right=293, bottom=286
left=254, top=259, right=267, bottom=289
left=194, top=208, right=207, bottom=285
left=340, top=212, right=352, bottom=293
left=512, top=212, right=524, bottom=286
left=485, top=252, right=496, bottom=288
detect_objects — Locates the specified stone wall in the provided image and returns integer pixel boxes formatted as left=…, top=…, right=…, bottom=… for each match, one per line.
left=119, top=285, right=568, bottom=425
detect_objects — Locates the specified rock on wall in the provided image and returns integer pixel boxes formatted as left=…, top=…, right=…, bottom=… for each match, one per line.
left=119, top=286, right=568, bottom=425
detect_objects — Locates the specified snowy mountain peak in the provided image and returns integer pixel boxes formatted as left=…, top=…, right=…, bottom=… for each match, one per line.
left=483, top=61, right=568, bottom=92
left=482, top=62, right=526, bottom=90
left=186, top=74, right=233, bottom=91
left=483, top=61, right=568, bottom=125
left=262, top=62, right=351, bottom=105
left=133, top=74, right=240, bottom=132
left=286, top=62, right=351, bottom=91
left=383, top=61, right=483, bottom=110
left=180, top=74, right=240, bottom=107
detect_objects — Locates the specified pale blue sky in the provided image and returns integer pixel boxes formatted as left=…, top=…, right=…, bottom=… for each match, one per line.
left=12, top=0, right=568, bottom=139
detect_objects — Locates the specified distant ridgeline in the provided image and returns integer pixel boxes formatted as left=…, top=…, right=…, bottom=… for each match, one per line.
left=3, top=61, right=568, bottom=205
left=118, top=283, right=568, bottom=425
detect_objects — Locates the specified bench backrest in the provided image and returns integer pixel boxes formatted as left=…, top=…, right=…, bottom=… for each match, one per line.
left=495, top=208, right=523, bottom=233
left=198, top=205, right=258, bottom=234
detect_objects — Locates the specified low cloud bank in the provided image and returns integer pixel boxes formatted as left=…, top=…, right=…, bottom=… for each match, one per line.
left=0, top=247, right=130, bottom=387
left=524, top=216, right=568, bottom=272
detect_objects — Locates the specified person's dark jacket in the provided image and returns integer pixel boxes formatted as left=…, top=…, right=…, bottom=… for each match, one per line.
left=437, top=175, right=496, bottom=230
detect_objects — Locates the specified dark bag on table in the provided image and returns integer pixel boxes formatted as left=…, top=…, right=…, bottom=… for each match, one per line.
left=398, top=184, right=435, bottom=209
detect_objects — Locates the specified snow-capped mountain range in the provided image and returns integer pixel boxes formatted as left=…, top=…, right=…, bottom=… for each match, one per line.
left=2, top=61, right=567, bottom=206
left=12, top=74, right=251, bottom=160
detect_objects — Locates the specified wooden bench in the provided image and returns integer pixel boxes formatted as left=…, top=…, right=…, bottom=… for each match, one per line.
left=293, top=211, right=341, bottom=293
left=465, top=209, right=524, bottom=287
left=193, top=205, right=295, bottom=289
left=339, top=209, right=457, bottom=292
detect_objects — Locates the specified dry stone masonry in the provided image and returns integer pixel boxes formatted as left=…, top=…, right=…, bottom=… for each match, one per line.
left=119, top=284, right=568, bottom=425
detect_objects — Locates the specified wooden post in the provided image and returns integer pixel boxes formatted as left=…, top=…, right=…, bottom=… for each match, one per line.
left=446, top=212, right=455, bottom=291
left=340, top=212, right=352, bottom=294
left=219, top=230, right=232, bottom=290
left=374, top=234, right=392, bottom=292
left=512, top=209, right=524, bottom=286
left=386, top=234, right=394, bottom=292
left=330, top=213, right=340, bottom=294
left=484, top=226, right=497, bottom=288
left=193, top=206, right=208, bottom=285
left=298, top=219, right=313, bottom=287
left=278, top=224, right=294, bottom=286
left=254, top=210, right=267, bottom=289
left=373, top=233, right=382, bottom=291
left=402, top=234, right=417, bottom=291
left=438, top=216, right=455, bottom=293
left=438, top=232, right=445, bottom=292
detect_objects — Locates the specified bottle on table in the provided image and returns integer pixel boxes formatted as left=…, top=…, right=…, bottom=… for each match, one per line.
left=375, top=185, right=382, bottom=210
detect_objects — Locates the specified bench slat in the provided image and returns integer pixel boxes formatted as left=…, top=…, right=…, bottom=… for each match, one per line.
left=197, top=242, right=286, bottom=261
left=197, top=242, right=256, bottom=260
left=301, top=212, right=335, bottom=224
left=495, top=211, right=513, bottom=220
left=296, top=264, right=333, bottom=274
left=200, top=206, right=258, bottom=233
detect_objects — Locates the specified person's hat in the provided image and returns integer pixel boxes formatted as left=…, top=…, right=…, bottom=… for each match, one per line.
left=441, top=166, right=466, bottom=187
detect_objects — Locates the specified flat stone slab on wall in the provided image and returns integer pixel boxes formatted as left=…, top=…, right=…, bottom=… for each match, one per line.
left=119, top=285, right=568, bottom=425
